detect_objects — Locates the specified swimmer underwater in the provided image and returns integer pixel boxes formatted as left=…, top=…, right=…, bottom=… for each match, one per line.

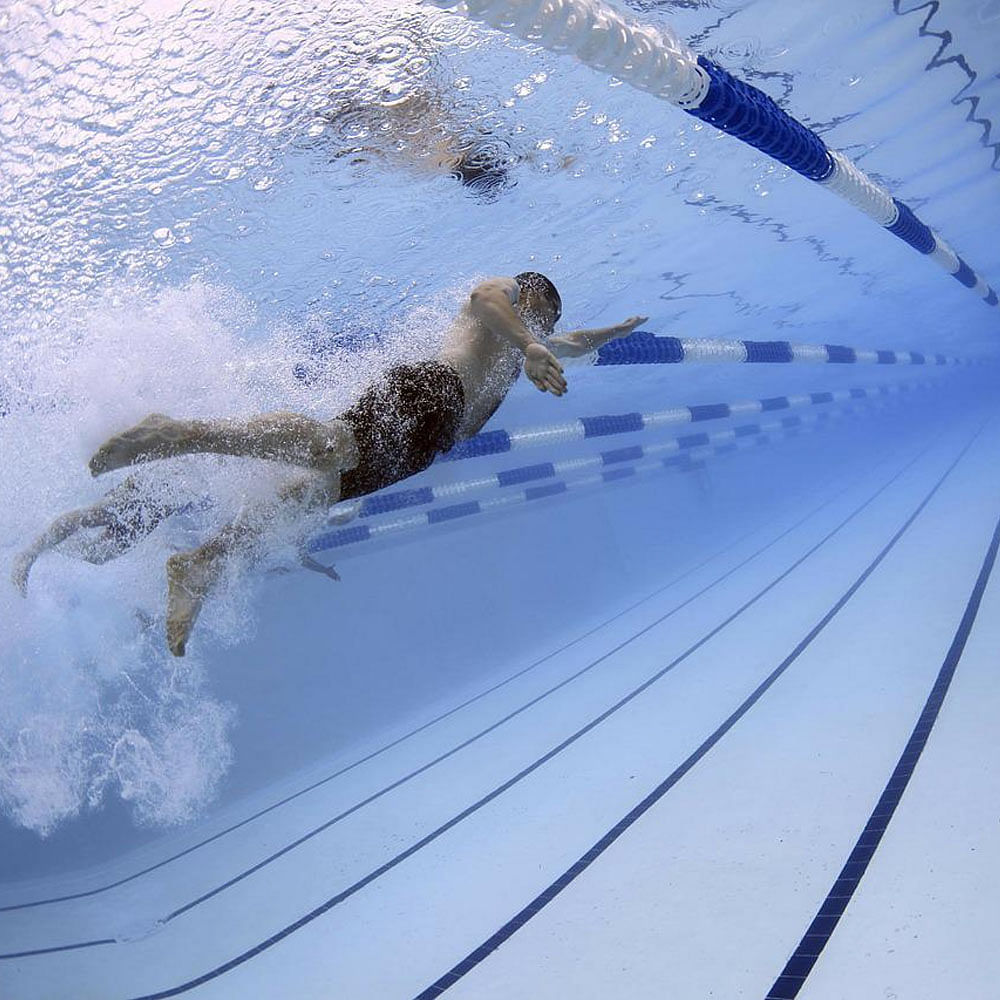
left=14, top=273, right=646, bottom=658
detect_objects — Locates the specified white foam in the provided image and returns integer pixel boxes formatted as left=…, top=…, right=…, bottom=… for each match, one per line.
left=0, top=279, right=426, bottom=835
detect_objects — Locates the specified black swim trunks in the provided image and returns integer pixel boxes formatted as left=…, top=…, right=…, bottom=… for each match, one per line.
left=338, top=361, right=466, bottom=501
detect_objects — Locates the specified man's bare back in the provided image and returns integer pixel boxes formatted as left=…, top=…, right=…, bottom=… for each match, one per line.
left=82, top=273, right=646, bottom=656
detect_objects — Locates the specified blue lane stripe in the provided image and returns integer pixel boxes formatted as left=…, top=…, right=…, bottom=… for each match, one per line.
left=824, top=345, right=856, bottom=364
left=525, top=482, right=568, bottom=501
left=581, top=412, right=644, bottom=438
left=603, top=467, right=636, bottom=483
left=595, top=331, right=685, bottom=365
left=103, top=444, right=926, bottom=999
left=440, top=430, right=511, bottom=462
left=678, top=432, right=710, bottom=450
left=411, top=428, right=980, bottom=1000
left=766, top=495, right=1000, bottom=999
left=307, top=524, right=371, bottom=552
left=953, top=258, right=977, bottom=288
left=602, top=445, right=644, bottom=465
left=687, top=56, right=834, bottom=181
left=744, top=340, right=794, bottom=363
left=689, top=402, right=731, bottom=422
left=428, top=502, right=481, bottom=524
left=760, top=396, right=791, bottom=411
left=497, top=463, right=556, bottom=487
left=886, top=199, right=936, bottom=254
left=361, top=487, right=435, bottom=517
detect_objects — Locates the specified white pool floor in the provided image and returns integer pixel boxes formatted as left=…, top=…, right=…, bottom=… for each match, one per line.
left=1, top=417, right=998, bottom=1000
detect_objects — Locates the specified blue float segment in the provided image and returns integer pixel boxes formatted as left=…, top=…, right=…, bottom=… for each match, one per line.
left=497, top=462, right=556, bottom=487
left=308, top=524, right=371, bottom=551
left=850, top=388, right=868, bottom=399
left=361, top=487, right=435, bottom=517
left=953, top=258, right=977, bottom=288
left=678, top=432, right=711, bottom=449
left=602, top=467, right=636, bottom=483
left=688, top=57, right=834, bottom=181
left=760, top=396, right=791, bottom=411
left=886, top=199, right=936, bottom=254
left=689, top=402, right=731, bottom=422
left=935, top=354, right=948, bottom=365
left=824, top=344, right=856, bottom=363
left=595, top=330, right=685, bottom=365
left=744, top=340, right=794, bottom=363
left=602, top=445, right=644, bottom=465
left=581, top=412, right=644, bottom=438
left=428, top=502, right=482, bottom=524
left=781, top=415, right=802, bottom=428
left=810, top=391, right=834, bottom=404
left=987, top=289, right=998, bottom=307
left=734, top=424, right=761, bottom=437
left=909, top=352, right=926, bottom=365
left=876, top=350, right=897, bottom=364
left=525, top=482, right=568, bottom=501
left=442, top=429, right=511, bottom=462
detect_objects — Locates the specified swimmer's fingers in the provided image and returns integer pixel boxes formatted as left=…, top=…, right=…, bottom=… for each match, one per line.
left=10, top=554, right=32, bottom=597
left=525, top=345, right=567, bottom=396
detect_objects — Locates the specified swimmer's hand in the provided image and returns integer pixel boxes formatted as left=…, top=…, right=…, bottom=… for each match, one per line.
left=300, top=551, right=341, bottom=583
left=524, top=342, right=567, bottom=396
left=608, top=315, right=648, bottom=338
left=10, top=552, right=34, bottom=597
left=547, top=315, right=649, bottom=360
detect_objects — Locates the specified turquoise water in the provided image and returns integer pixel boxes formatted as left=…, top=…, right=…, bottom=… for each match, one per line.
left=1, top=2, right=999, bottom=997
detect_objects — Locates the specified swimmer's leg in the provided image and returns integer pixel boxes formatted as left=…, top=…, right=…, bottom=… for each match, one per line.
left=89, top=413, right=358, bottom=477
left=165, top=471, right=340, bottom=657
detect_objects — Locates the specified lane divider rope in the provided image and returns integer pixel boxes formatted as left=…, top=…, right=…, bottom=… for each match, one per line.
left=426, top=0, right=999, bottom=310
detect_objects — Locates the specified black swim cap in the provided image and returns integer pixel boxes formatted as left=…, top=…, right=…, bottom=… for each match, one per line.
left=514, top=271, right=562, bottom=322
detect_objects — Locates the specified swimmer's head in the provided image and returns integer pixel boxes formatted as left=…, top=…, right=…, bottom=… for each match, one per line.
left=451, top=142, right=515, bottom=203
left=514, top=271, right=562, bottom=335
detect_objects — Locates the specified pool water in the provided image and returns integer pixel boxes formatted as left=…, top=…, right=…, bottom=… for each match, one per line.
left=1, top=1, right=998, bottom=997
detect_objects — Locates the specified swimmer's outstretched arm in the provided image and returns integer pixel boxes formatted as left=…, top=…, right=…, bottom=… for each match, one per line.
left=548, top=315, right=648, bottom=359
left=10, top=506, right=109, bottom=595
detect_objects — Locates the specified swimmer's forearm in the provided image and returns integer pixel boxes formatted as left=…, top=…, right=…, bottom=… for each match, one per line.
left=548, top=326, right=620, bottom=357
left=469, top=287, right=540, bottom=354
left=550, top=316, right=648, bottom=358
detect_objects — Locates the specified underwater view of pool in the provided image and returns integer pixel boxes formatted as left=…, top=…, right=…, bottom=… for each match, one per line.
left=1, top=1, right=999, bottom=997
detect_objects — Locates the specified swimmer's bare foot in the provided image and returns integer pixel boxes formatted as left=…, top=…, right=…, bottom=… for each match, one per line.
left=166, top=548, right=218, bottom=657
left=89, top=414, right=180, bottom=477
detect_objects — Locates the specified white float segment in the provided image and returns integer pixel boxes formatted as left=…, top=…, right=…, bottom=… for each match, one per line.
left=508, top=421, right=587, bottom=449
left=640, top=406, right=692, bottom=430
left=679, top=337, right=749, bottom=363
left=817, top=151, right=899, bottom=227
left=790, top=344, right=831, bottom=363
left=929, top=234, right=962, bottom=275
left=431, top=0, right=711, bottom=108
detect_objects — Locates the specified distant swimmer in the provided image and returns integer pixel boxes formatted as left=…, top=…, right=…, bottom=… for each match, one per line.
left=86, top=273, right=647, bottom=657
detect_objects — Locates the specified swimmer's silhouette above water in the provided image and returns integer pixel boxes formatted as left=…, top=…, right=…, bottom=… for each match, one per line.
left=82, top=273, right=646, bottom=658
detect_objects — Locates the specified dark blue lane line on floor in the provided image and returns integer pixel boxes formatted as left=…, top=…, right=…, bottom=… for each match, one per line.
left=1, top=503, right=793, bottom=919
left=765, top=506, right=1000, bottom=999
left=1, top=467, right=869, bottom=962
left=106, top=440, right=936, bottom=999
left=412, top=422, right=986, bottom=1000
